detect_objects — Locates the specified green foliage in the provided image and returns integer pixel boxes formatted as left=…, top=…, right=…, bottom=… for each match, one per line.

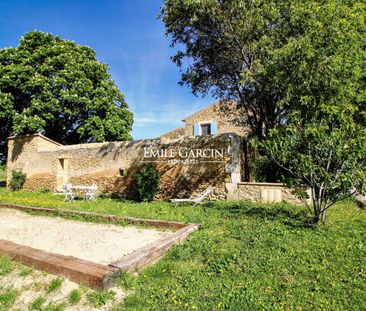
left=46, top=278, right=63, bottom=293
left=68, top=289, right=82, bottom=305
left=87, top=290, right=115, bottom=308
left=0, top=289, right=17, bottom=311
left=114, top=270, right=135, bottom=290
left=0, top=31, right=133, bottom=159
left=161, top=1, right=366, bottom=140
left=264, top=104, right=366, bottom=223
left=134, top=164, right=160, bottom=202
left=0, top=164, right=6, bottom=182
left=30, top=296, right=46, bottom=310
left=0, top=256, right=14, bottom=276
left=36, top=188, right=51, bottom=194
left=249, top=155, right=287, bottom=183
left=9, top=169, right=26, bottom=191
left=19, top=267, right=33, bottom=277
left=42, top=303, right=66, bottom=311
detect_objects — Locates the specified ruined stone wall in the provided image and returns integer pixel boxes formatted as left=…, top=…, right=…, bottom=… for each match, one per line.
left=184, top=100, right=249, bottom=137
left=226, top=182, right=308, bottom=205
left=7, top=133, right=242, bottom=201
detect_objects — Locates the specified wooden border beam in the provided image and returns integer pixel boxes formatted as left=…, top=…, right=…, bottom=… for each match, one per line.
left=111, top=223, right=199, bottom=272
left=0, top=239, right=118, bottom=290
left=0, top=203, right=191, bottom=229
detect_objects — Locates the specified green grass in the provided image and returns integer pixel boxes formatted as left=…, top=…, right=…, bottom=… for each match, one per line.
left=19, top=267, right=33, bottom=277
left=68, top=289, right=82, bottom=305
left=0, top=256, right=14, bottom=276
left=0, top=289, right=17, bottom=311
left=30, top=296, right=46, bottom=310
left=87, top=290, right=116, bottom=308
left=0, top=188, right=365, bottom=310
left=43, top=302, right=66, bottom=311
left=46, top=278, right=63, bottom=293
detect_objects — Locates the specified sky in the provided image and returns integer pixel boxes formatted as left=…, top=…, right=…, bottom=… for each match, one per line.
left=0, top=0, right=215, bottom=139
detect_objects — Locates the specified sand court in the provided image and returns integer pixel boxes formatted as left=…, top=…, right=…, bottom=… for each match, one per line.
left=0, top=208, right=174, bottom=265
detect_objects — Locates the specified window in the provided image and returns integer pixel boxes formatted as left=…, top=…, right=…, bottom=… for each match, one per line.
left=193, top=121, right=218, bottom=136
left=200, top=123, right=211, bottom=136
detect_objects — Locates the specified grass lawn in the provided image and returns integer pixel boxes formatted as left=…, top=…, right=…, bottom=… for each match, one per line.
left=0, top=188, right=365, bottom=310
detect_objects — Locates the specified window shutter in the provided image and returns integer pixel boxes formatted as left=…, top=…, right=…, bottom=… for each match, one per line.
left=193, top=123, right=199, bottom=136
left=211, top=121, right=218, bottom=134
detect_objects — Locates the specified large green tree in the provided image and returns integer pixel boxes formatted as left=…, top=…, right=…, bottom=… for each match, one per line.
left=161, top=0, right=366, bottom=139
left=0, top=31, right=133, bottom=161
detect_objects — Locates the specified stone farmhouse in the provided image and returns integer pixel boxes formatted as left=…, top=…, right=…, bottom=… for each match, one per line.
left=159, top=100, right=249, bottom=139
left=6, top=100, right=303, bottom=204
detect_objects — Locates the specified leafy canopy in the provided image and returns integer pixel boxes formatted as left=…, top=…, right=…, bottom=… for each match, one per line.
left=0, top=31, right=133, bottom=161
left=161, top=0, right=366, bottom=139
left=264, top=101, right=366, bottom=223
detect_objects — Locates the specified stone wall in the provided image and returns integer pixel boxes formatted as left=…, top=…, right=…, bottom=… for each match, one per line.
left=7, top=133, right=242, bottom=201
left=159, top=127, right=185, bottom=140
left=225, top=182, right=309, bottom=205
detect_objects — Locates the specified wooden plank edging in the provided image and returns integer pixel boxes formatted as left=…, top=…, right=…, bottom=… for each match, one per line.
left=111, top=223, right=199, bottom=272
left=0, top=239, right=118, bottom=290
left=0, top=203, right=192, bottom=230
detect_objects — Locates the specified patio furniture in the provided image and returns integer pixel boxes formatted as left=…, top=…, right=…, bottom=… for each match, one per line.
left=63, top=184, right=75, bottom=202
left=62, top=184, right=98, bottom=202
left=170, top=186, right=215, bottom=208
left=84, top=185, right=98, bottom=201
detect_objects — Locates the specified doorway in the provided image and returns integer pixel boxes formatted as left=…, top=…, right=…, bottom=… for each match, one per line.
left=56, top=158, right=69, bottom=191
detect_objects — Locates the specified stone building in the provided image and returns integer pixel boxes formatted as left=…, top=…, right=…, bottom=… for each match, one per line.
left=160, top=100, right=249, bottom=139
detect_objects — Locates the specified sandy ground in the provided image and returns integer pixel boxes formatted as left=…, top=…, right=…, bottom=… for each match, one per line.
left=0, top=266, right=127, bottom=310
left=0, top=208, right=173, bottom=265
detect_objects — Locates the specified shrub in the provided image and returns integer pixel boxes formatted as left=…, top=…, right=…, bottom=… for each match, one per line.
left=134, top=164, right=160, bottom=202
left=9, top=169, right=26, bottom=191
left=37, top=187, right=51, bottom=194
left=0, top=164, right=6, bottom=181
left=249, top=155, right=286, bottom=183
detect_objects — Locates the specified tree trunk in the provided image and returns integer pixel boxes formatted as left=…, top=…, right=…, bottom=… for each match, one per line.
left=321, top=209, right=327, bottom=223
left=311, top=187, right=324, bottom=224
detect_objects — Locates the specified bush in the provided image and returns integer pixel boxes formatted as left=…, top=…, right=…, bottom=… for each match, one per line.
left=250, top=155, right=287, bottom=183
left=37, top=187, right=51, bottom=194
left=10, top=169, right=26, bottom=191
left=0, top=164, right=6, bottom=181
left=134, top=164, right=160, bottom=202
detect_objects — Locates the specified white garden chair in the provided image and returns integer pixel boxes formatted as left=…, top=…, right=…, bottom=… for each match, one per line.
left=170, top=186, right=215, bottom=208
left=84, top=185, right=98, bottom=201
left=63, top=184, right=75, bottom=202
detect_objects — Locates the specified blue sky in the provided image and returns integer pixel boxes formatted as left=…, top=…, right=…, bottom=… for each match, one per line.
left=0, top=0, right=215, bottom=139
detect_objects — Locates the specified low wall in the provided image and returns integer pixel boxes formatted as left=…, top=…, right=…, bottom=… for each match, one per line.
left=7, top=133, right=242, bottom=201
left=225, top=182, right=308, bottom=205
